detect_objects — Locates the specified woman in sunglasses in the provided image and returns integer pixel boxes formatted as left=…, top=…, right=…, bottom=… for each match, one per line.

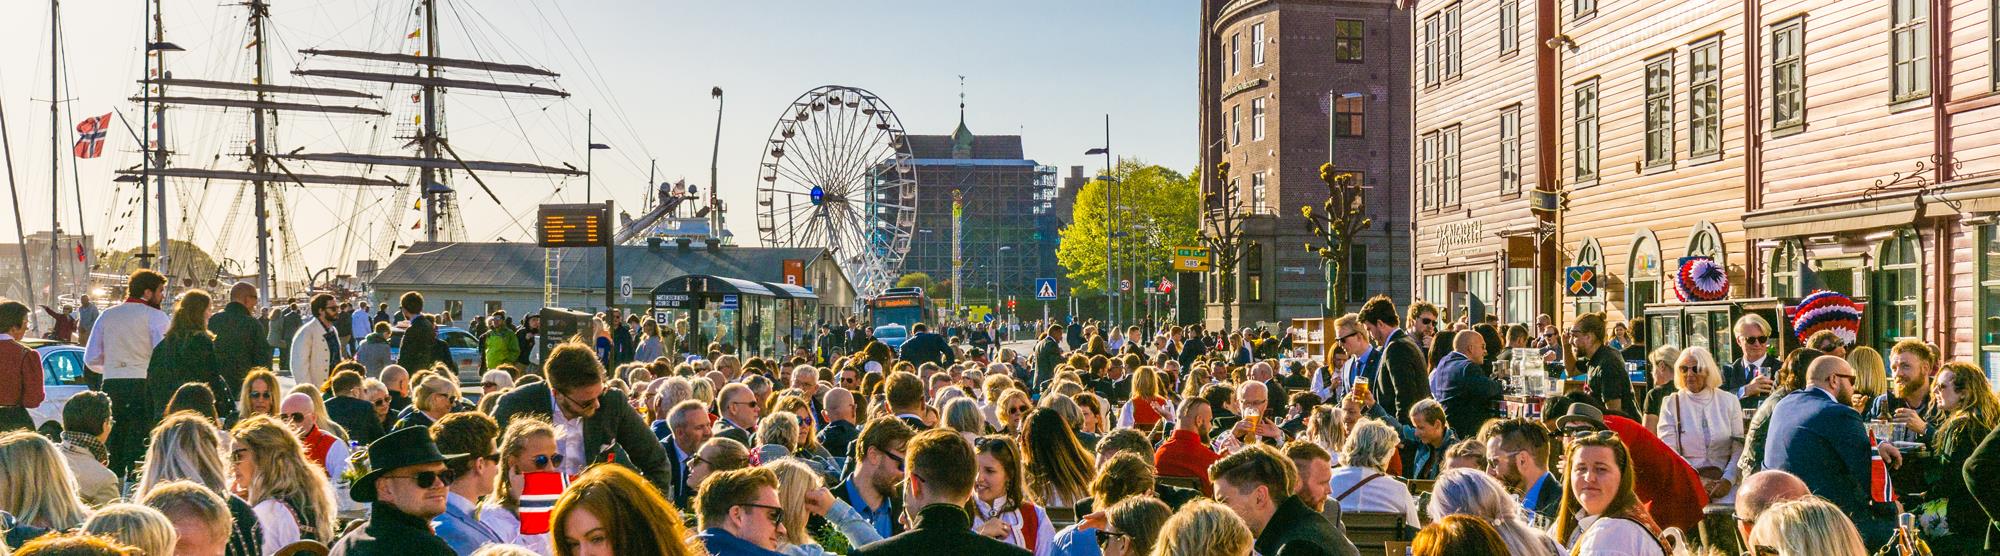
left=397, top=372, right=459, bottom=430
left=136, top=412, right=264, bottom=556
left=234, top=369, right=282, bottom=429
left=229, top=415, right=339, bottom=554
left=970, top=435, right=1054, bottom=556
left=993, top=389, right=1033, bottom=437
left=765, top=458, right=883, bottom=555
left=1091, top=496, right=1170, bottom=556
left=1551, top=431, right=1667, bottom=556
left=479, top=417, right=561, bottom=556
left=1744, top=496, right=1868, bottom=556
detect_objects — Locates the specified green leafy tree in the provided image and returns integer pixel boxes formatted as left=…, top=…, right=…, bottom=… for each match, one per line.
left=896, top=272, right=939, bottom=295
left=97, top=239, right=223, bottom=288
left=1056, top=160, right=1199, bottom=296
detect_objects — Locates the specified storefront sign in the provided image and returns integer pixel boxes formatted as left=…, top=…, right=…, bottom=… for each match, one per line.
left=1222, top=78, right=1267, bottom=100
left=1433, top=221, right=1484, bottom=256
left=653, top=293, right=693, bottom=309
left=782, top=259, right=806, bottom=286
left=1506, top=236, right=1537, bottom=268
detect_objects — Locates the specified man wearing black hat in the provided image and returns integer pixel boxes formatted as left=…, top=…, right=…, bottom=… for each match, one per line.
left=329, top=426, right=460, bottom=556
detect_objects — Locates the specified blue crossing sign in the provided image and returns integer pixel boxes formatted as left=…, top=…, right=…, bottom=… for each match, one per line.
left=1035, top=278, right=1058, bottom=300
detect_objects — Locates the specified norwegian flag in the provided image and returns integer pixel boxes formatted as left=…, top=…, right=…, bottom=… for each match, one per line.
left=519, top=471, right=565, bottom=535
left=73, top=113, right=111, bottom=159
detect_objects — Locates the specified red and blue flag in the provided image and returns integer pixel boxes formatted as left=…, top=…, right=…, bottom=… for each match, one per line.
left=73, top=113, right=110, bottom=159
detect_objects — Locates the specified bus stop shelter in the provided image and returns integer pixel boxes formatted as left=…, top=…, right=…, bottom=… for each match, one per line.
left=650, top=274, right=818, bottom=358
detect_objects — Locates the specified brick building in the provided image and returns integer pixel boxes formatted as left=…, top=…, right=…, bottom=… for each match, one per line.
left=1198, top=0, right=1415, bottom=330
left=900, top=116, right=1061, bottom=313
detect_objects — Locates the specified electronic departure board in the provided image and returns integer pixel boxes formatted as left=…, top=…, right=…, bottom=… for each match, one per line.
left=538, top=204, right=609, bottom=248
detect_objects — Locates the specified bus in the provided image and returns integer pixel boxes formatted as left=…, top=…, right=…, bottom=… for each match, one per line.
left=868, top=287, right=933, bottom=348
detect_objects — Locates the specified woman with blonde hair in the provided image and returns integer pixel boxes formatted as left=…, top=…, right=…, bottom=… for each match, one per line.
left=1745, top=496, right=1867, bottom=556
left=1641, top=345, right=1682, bottom=430
left=479, top=418, right=560, bottom=555
left=633, top=318, right=665, bottom=363
left=1151, top=499, right=1253, bottom=556
left=763, top=458, right=883, bottom=555
left=229, top=415, right=338, bottom=552
left=135, top=413, right=263, bottom=556
left=234, top=369, right=283, bottom=428
left=81, top=503, right=176, bottom=556
left=397, top=372, right=459, bottom=429
left=1847, top=346, right=1888, bottom=411
left=1117, top=367, right=1174, bottom=431
left=0, top=431, right=92, bottom=541
left=1423, top=468, right=1560, bottom=556
left=549, top=464, right=698, bottom=556
left=1657, top=345, right=1745, bottom=502
left=770, top=395, right=834, bottom=462
left=994, top=388, right=1034, bottom=436
left=1302, top=405, right=1350, bottom=461
left=1884, top=360, right=1999, bottom=552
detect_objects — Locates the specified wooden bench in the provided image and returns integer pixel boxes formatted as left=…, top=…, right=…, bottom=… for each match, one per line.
left=1343, top=511, right=1412, bottom=556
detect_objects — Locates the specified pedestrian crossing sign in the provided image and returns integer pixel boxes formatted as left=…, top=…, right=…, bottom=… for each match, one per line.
left=1035, top=278, right=1058, bottom=300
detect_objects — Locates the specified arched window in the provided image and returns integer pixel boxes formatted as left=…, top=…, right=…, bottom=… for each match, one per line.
left=1571, top=237, right=1605, bottom=316
left=1688, top=221, right=1725, bottom=261
left=1628, top=231, right=1661, bottom=318
left=1874, top=229, right=1921, bottom=347
left=1767, top=240, right=1806, bottom=298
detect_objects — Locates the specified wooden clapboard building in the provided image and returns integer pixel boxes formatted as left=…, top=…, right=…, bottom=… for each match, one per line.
left=1414, top=0, right=2000, bottom=371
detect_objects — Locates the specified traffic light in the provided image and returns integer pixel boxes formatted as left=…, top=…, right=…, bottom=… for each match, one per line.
left=1007, top=298, right=1017, bottom=310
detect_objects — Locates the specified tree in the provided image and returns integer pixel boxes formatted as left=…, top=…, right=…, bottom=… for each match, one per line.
left=895, top=272, right=939, bottom=294
left=97, top=239, right=223, bottom=289
left=1055, top=160, right=1199, bottom=297
left=1305, top=162, right=1371, bottom=316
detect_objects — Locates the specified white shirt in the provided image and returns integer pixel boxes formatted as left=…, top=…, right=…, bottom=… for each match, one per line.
left=252, top=498, right=304, bottom=556
left=351, top=307, right=373, bottom=339
left=321, top=437, right=352, bottom=480
left=82, top=301, right=169, bottom=380
left=971, top=496, right=1056, bottom=556
left=475, top=502, right=555, bottom=556
left=1326, top=465, right=1419, bottom=528
left=290, top=317, right=337, bottom=388
left=548, top=387, right=587, bottom=476
left=1568, top=514, right=1664, bottom=556
left=1656, top=387, right=1745, bottom=499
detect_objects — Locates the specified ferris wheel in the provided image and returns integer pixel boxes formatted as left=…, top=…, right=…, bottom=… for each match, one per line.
left=755, top=85, right=917, bottom=300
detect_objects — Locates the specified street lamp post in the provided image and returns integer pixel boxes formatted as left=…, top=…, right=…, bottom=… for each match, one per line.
left=1086, top=115, right=1113, bottom=329
left=584, top=109, right=610, bottom=202
left=709, top=87, right=724, bottom=238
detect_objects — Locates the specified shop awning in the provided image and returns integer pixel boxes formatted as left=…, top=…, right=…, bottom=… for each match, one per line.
left=1742, top=196, right=1919, bottom=239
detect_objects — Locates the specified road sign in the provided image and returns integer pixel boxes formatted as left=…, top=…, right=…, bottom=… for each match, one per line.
left=619, top=276, right=633, bottom=301
left=721, top=294, right=740, bottom=310
left=1120, top=279, right=1131, bottom=292
left=1035, top=278, right=1058, bottom=300
left=1173, top=246, right=1212, bottom=272
left=1159, top=280, right=1175, bottom=294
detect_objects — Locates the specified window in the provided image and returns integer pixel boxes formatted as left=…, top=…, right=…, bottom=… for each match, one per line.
left=1628, top=233, right=1661, bottom=318
left=1573, top=0, right=1596, bottom=21
left=1335, top=19, right=1364, bottom=62
left=1420, top=14, right=1440, bottom=86
left=1570, top=238, right=1605, bottom=316
left=1246, top=242, right=1265, bottom=302
left=1500, top=106, right=1522, bottom=194
left=1441, top=4, right=1462, bottom=80
left=1979, top=225, right=2000, bottom=377
left=1499, top=0, right=1519, bottom=54
left=1644, top=53, right=1675, bottom=168
left=1231, top=105, right=1241, bottom=146
left=1251, top=98, right=1267, bottom=141
left=1466, top=270, right=1496, bottom=321
left=1506, top=266, right=1536, bottom=325
left=1420, top=131, right=1439, bottom=210
left=1772, top=18, right=1805, bottom=129
left=1689, top=36, right=1722, bottom=157
left=1347, top=244, right=1369, bottom=302
left=1252, top=23, right=1267, bottom=67
left=1441, top=125, right=1462, bottom=207
left=1335, top=95, right=1364, bottom=136
left=1875, top=229, right=1921, bottom=347
left=1687, top=222, right=1724, bottom=260
left=1230, top=33, right=1241, bottom=75
left=1424, top=274, right=1449, bottom=310
left=1251, top=172, right=1270, bottom=214
left=1891, top=0, right=1929, bottom=102
left=1768, top=239, right=1806, bottom=297
left=1573, top=79, right=1599, bottom=182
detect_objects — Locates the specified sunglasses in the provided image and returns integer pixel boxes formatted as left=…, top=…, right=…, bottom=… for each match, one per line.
left=248, top=391, right=272, bottom=399
left=1420, top=317, right=1436, bottom=326
left=1096, top=530, right=1129, bottom=549
left=1008, top=405, right=1031, bottom=414
left=1742, top=335, right=1770, bottom=344
left=737, top=503, right=786, bottom=524
left=385, top=470, right=444, bottom=489
left=372, top=398, right=390, bottom=408
left=282, top=412, right=308, bottom=424
left=874, top=447, right=906, bottom=468
left=530, top=453, right=567, bottom=471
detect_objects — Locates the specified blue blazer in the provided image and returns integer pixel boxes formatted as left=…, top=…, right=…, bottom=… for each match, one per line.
left=1763, top=388, right=1873, bottom=517
left=432, top=493, right=504, bottom=555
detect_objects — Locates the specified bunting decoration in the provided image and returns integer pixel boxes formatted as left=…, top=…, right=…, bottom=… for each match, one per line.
left=407, top=29, right=421, bottom=39
left=1787, top=289, right=1865, bottom=345
left=1673, top=256, right=1729, bottom=302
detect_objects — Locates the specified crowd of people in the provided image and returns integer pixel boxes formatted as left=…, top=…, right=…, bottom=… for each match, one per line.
left=2, top=268, right=1998, bottom=555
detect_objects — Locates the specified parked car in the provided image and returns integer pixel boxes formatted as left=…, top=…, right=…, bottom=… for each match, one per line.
left=873, top=324, right=910, bottom=350
left=21, top=338, right=88, bottom=435
left=388, top=325, right=485, bottom=385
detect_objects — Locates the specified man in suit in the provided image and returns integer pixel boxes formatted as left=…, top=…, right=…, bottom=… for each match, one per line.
left=394, top=292, right=456, bottom=377
left=1034, top=324, right=1063, bottom=390
left=854, top=429, right=1030, bottom=556
left=818, top=388, right=861, bottom=458
left=1359, top=295, right=1428, bottom=422
left=1763, top=355, right=1891, bottom=547
left=898, top=322, right=955, bottom=367
left=207, top=282, right=269, bottom=422
left=326, top=369, right=387, bottom=445
left=1723, top=314, right=1781, bottom=410
left=661, top=399, right=712, bottom=507
left=1431, top=331, right=1502, bottom=440
left=1212, top=444, right=1354, bottom=556
left=885, top=372, right=931, bottom=431
left=712, top=383, right=760, bottom=446
left=490, top=342, right=673, bottom=494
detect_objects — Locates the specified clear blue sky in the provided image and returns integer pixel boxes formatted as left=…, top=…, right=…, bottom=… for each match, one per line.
left=0, top=0, right=1195, bottom=276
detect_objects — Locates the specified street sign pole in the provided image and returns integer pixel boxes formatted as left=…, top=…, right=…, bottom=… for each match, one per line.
left=603, top=200, right=616, bottom=311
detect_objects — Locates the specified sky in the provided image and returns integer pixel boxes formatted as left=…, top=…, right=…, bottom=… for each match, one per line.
left=0, top=0, right=1197, bottom=279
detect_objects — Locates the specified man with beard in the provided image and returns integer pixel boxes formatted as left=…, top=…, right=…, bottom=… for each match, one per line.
left=489, top=342, right=672, bottom=492
left=835, top=416, right=916, bottom=539
left=1481, top=417, right=1560, bottom=521
left=1865, top=339, right=1943, bottom=443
